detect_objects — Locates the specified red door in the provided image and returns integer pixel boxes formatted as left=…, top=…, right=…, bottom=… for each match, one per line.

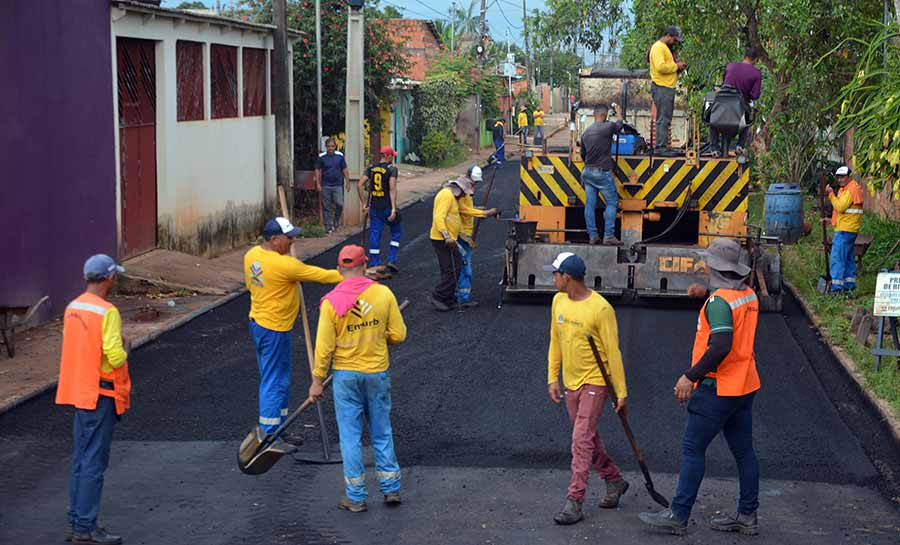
left=117, top=38, right=157, bottom=258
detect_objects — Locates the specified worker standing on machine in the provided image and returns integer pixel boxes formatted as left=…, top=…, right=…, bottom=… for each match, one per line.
left=309, top=244, right=407, bottom=513
left=429, top=178, right=471, bottom=311
left=518, top=106, right=530, bottom=145
left=546, top=252, right=630, bottom=526
left=579, top=105, right=623, bottom=245
left=455, top=166, right=500, bottom=308
left=825, top=165, right=865, bottom=293
left=639, top=237, right=760, bottom=536
left=359, top=146, right=402, bottom=273
left=649, top=26, right=687, bottom=153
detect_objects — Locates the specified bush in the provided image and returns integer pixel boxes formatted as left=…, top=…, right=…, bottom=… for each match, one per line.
left=419, top=131, right=453, bottom=166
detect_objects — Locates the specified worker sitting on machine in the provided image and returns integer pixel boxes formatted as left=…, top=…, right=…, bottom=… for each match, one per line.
left=703, top=84, right=747, bottom=158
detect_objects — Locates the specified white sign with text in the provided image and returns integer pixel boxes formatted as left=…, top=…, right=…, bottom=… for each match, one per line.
left=873, top=272, right=900, bottom=316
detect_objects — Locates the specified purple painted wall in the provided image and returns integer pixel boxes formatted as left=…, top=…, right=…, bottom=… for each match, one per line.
left=0, top=0, right=117, bottom=323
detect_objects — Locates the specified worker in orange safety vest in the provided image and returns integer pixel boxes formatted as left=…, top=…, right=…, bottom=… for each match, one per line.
left=640, top=238, right=761, bottom=536
left=825, top=165, right=865, bottom=292
left=56, top=254, right=131, bottom=545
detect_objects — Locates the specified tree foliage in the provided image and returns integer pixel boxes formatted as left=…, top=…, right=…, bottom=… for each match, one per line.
left=621, top=0, right=884, bottom=185
left=530, top=0, right=626, bottom=55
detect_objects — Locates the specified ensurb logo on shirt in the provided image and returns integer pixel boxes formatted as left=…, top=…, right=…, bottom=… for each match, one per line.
left=250, top=261, right=264, bottom=287
left=350, top=299, right=373, bottom=319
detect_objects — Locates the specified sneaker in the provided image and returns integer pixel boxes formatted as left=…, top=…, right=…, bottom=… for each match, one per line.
left=460, top=300, right=480, bottom=308
left=603, top=237, right=622, bottom=245
left=709, top=511, right=758, bottom=535
left=386, top=262, right=400, bottom=274
left=72, top=528, right=122, bottom=544
left=384, top=492, right=402, bottom=505
left=589, top=237, right=603, bottom=245
left=429, top=294, right=450, bottom=312
left=598, top=478, right=629, bottom=508
left=638, top=508, right=688, bottom=535
left=553, top=498, right=583, bottom=525
left=338, top=496, right=368, bottom=513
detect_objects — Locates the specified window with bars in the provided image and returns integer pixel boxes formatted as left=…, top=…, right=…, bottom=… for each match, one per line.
left=211, top=44, right=238, bottom=119
left=243, top=48, right=267, bottom=117
left=176, top=41, right=204, bottom=121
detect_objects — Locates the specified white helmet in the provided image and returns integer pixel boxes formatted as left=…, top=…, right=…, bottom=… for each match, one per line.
left=467, top=165, right=483, bottom=182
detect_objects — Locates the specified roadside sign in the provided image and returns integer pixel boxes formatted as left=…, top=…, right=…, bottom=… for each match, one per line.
left=503, top=62, right=516, bottom=77
left=873, top=272, right=900, bottom=316
left=507, top=53, right=515, bottom=65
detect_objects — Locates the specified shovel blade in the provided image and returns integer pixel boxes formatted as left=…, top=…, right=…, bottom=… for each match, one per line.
left=238, top=442, right=294, bottom=475
left=646, top=482, right=670, bottom=508
left=237, top=426, right=265, bottom=467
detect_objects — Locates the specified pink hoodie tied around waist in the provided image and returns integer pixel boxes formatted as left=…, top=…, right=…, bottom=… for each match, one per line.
left=321, top=276, right=375, bottom=317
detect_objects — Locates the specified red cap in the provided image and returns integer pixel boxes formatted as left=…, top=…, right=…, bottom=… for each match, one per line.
left=380, top=145, right=397, bottom=157
left=338, top=244, right=367, bottom=267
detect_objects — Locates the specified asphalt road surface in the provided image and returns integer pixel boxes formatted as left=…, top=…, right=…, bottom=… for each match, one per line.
left=2, top=160, right=899, bottom=545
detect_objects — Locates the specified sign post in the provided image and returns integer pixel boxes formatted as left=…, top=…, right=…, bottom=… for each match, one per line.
left=872, top=271, right=900, bottom=371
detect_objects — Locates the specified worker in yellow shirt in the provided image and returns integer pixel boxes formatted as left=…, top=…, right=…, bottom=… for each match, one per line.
left=244, top=217, right=342, bottom=445
left=546, top=252, right=629, bottom=525
left=826, top=165, right=865, bottom=292
left=517, top=106, right=530, bottom=144
left=456, top=166, right=500, bottom=307
left=533, top=108, right=546, bottom=144
left=649, top=26, right=687, bottom=152
left=309, top=244, right=407, bottom=513
left=429, top=178, right=471, bottom=311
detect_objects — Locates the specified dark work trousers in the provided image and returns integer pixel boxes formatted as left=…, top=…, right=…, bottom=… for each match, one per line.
left=68, top=395, right=117, bottom=534
left=431, top=238, right=463, bottom=306
left=651, top=82, right=675, bottom=148
left=671, top=384, right=759, bottom=521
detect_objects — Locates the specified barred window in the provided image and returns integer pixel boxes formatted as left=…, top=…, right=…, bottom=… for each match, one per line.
left=176, top=41, right=204, bottom=121
left=211, top=44, right=237, bottom=119
left=242, top=48, right=267, bottom=117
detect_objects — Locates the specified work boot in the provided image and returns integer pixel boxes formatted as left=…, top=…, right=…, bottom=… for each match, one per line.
left=460, top=300, right=480, bottom=308
left=603, top=237, right=622, bottom=246
left=386, top=262, right=400, bottom=274
left=638, top=508, right=688, bottom=535
left=280, top=431, right=304, bottom=447
left=72, top=528, right=122, bottom=545
left=553, top=498, right=584, bottom=525
left=709, top=511, right=759, bottom=535
left=384, top=492, right=402, bottom=505
left=428, top=294, right=450, bottom=312
left=589, top=237, right=603, bottom=245
left=598, top=478, right=629, bottom=508
left=338, top=496, right=368, bottom=513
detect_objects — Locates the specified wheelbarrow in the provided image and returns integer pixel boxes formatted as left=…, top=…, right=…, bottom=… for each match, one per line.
left=1, top=296, right=50, bottom=358
left=825, top=233, right=876, bottom=268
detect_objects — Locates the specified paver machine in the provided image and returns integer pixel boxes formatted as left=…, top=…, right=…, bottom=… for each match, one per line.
left=501, top=67, right=783, bottom=311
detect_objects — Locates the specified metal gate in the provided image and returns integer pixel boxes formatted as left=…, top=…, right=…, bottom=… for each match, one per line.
left=117, top=38, right=157, bottom=258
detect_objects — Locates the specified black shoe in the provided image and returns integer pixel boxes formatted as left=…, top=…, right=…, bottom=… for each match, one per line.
left=639, top=508, right=688, bottom=535
left=280, top=431, right=304, bottom=447
left=460, top=300, right=480, bottom=308
left=710, top=511, right=758, bottom=535
left=553, top=498, right=583, bottom=525
left=386, top=262, right=400, bottom=274
left=428, top=294, right=450, bottom=312
left=598, top=479, right=629, bottom=508
left=72, top=528, right=122, bottom=544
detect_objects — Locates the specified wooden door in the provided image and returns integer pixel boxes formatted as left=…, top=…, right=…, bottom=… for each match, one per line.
left=117, top=38, right=157, bottom=258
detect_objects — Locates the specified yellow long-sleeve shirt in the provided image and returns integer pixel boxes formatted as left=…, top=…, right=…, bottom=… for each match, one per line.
left=100, top=306, right=128, bottom=374
left=458, top=194, right=489, bottom=237
left=430, top=187, right=462, bottom=241
left=829, top=180, right=864, bottom=233
left=548, top=291, right=627, bottom=397
left=244, top=245, right=343, bottom=331
left=313, top=283, right=407, bottom=377
left=649, top=40, right=678, bottom=88
left=518, top=111, right=529, bottom=128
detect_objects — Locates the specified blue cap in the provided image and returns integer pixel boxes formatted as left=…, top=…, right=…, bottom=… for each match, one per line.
left=543, top=252, right=586, bottom=279
left=263, top=217, right=303, bottom=238
left=84, top=254, right=125, bottom=281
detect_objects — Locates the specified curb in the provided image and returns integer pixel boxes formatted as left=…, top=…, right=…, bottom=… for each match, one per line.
left=784, top=281, right=900, bottom=448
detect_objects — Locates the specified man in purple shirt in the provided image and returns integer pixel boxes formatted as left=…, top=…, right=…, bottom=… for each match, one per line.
left=717, top=47, right=762, bottom=153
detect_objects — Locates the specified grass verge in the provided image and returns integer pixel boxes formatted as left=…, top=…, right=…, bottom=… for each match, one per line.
left=751, top=192, right=900, bottom=417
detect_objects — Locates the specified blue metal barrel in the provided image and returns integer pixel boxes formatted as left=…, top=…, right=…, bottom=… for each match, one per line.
left=764, top=184, right=803, bottom=243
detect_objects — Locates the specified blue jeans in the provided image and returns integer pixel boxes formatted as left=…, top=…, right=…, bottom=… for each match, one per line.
left=333, top=370, right=401, bottom=502
left=250, top=321, right=292, bottom=433
left=68, top=395, right=117, bottom=534
left=830, top=230, right=858, bottom=291
left=534, top=125, right=545, bottom=142
left=582, top=167, right=618, bottom=240
left=671, top=385, right=759, bottom=521
left=368, top=207, right=402, bottom=266
left=493, top=138, right=505, bottom=163
left=455, top=239, right=473, bottom=303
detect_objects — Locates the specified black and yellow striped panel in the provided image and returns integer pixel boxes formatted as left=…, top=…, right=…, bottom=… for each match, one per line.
left=520, top=155, right=749, bottom=212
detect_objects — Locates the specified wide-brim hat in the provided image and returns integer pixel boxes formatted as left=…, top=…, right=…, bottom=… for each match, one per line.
left=695, top=238, right=751, bottom=276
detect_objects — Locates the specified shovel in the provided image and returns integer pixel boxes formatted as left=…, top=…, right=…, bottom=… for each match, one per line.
left=237, top=375, right=333, bottom=475
left=816, top=172, right=832, bottom=294
left=587, top=336, right=670, bottom=508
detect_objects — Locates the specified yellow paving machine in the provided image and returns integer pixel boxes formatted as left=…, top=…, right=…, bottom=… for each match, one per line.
left=501, top=68, right=783, bottom=311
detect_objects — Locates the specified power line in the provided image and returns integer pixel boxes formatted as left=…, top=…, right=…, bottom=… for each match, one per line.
left=381, top=0, right=433, bottom=20
left=411, top=0, right=449, bottom=18
left=490, top=0, right=522, bottom=30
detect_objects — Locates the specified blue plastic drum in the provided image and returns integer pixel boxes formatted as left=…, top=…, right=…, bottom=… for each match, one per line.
left=764, top=184, right=803, bottom=243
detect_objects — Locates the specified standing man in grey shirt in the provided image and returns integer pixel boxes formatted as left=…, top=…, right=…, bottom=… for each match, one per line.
left=580, top=105, right=623, bottom=245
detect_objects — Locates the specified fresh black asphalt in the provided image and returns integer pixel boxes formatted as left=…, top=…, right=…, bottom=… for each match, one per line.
left=1, top=160, right=898, bottom=544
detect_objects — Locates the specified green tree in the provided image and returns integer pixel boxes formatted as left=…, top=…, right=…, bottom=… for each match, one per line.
left=529, top=0, right=626, bottom=55
left=175, top=1, right=208, bottom=9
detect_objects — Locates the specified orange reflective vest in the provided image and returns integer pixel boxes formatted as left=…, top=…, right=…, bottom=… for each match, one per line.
left=56, top=293, right=131, bottom=415
left=831, top=180, right=865, bottom=228
left=691, top=287, right=760, bottom=396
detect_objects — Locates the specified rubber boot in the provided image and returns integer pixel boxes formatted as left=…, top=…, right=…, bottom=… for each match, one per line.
left=553, top=498, right=584, bottom=525
left=710, top=511, right=759, bottom=535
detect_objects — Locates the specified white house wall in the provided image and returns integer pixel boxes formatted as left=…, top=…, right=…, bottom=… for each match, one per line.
left=111, top=10, right=284, bottom=257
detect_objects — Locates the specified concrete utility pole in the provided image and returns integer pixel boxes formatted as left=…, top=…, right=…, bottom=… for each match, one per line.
left=316, top=0, right=323, bottom=153
left=451, top=1, right=456, bottom=53
left=476, top=0, right=487, bottom=147
left=507, top=28, right=513, bottom=129
left=343, top=3, right=365, bottom=227
left=523, top=0, right=531, bottom=92
left=273, top=0, right=293, bottom=210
